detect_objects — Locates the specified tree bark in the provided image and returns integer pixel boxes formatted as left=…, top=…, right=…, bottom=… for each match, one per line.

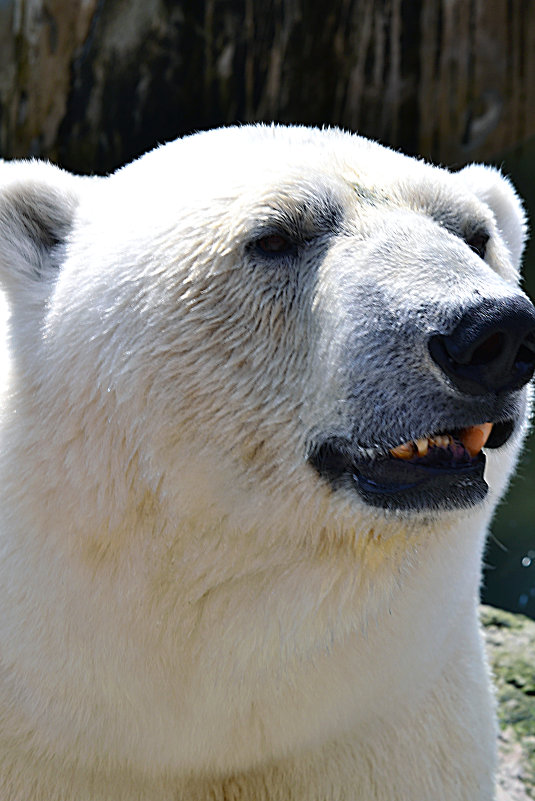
left=1, top=0, right=534, bottom=174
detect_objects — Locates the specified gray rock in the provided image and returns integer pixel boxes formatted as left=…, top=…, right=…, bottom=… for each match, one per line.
left=482, top=606, right=535, bottom=799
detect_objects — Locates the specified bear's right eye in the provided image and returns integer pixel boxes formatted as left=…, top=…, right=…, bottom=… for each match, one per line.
left=254, top=233, right=298, bottom=259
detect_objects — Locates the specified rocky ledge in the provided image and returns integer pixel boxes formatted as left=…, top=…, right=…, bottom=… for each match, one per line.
left=482, top=606, right=535, bottom=800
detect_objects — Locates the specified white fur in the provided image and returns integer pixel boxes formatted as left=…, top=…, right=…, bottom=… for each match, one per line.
left=0, top=126, right=531, bottom=800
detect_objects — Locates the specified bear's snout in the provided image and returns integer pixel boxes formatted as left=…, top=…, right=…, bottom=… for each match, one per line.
left=428, top=295, right=535, bottom=395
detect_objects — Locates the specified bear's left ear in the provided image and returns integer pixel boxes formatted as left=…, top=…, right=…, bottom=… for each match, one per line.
left=457, top=164, right=528, bottom=269
left=0, top=160, right=82, bottom=308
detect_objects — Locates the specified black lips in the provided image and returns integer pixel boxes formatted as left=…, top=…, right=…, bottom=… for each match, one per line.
left=308, top=427, right=511, bottom=512
left=350, top=450, right=487, bottom=511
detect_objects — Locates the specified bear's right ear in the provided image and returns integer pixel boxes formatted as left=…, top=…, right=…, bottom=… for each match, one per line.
left=457, top=164, right=527, bottom=270
left=0, top=160, right=82, bottom=307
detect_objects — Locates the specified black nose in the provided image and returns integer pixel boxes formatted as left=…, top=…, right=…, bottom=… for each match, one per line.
left=428, top=296, right=535, bottom=395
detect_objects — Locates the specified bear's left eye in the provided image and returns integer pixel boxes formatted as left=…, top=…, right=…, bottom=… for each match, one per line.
left=254, top=233, right=298, bottom=258
left=466, top=230, right=489, bottom=260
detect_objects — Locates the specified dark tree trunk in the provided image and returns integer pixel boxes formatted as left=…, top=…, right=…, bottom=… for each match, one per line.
left=1, top=0, right=534, bottom=174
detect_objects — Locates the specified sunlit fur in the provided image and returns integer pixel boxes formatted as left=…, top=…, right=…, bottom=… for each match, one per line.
left=0, top=125, right=531, bottom=800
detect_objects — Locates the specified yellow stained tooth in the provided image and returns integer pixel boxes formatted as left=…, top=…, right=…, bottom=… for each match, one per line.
left=390, top=441, right=416, bottom=460
left=460, top=423, right=494, bottom=457
left=415, top=437, right=429, bottom=456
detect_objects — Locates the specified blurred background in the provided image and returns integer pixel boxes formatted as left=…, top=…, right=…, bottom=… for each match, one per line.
left=0, top=0, right=534, bottom=616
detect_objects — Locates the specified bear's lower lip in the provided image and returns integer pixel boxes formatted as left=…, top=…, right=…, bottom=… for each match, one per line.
left=350, top=451, right=487, bottom=511
left=309, top=420, right=515, bottom=512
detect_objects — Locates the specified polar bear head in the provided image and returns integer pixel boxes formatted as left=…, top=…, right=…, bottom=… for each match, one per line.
left=0, top=126, right=533, bottom=547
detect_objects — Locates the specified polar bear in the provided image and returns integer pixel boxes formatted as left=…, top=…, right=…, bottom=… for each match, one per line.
left=0, top=124, right=534, bottom=801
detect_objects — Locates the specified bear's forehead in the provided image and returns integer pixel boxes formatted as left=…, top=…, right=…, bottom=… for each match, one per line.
left=108, top=125, right=492, bottom=241
left=140, top=124, right=422, bottom=191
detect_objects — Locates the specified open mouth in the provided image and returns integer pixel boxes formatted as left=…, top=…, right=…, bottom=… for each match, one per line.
left=309, top=419, right=515, bottom=511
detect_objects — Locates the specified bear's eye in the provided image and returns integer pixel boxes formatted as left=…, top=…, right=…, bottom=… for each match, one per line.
left=254, top=233, right=298, bottom=258
left=466, top=230, right=489, bottom=260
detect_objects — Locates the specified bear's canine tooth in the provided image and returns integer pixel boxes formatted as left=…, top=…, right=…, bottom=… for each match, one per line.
left=389, top=441, right=415, bottom=460
left=459, top=423, right=493, bottom=457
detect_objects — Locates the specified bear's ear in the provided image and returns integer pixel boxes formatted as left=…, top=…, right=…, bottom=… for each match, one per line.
left=457, top=164, right=527, bottom=269
left=0, top=160, right=81, bottom=306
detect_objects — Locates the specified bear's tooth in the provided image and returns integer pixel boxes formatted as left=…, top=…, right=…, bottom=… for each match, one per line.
left=415, top=437, right=429, bottom=457
left=390, top=441, right=415, bottom=460
left=459, top=423, right=493, bottom=457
